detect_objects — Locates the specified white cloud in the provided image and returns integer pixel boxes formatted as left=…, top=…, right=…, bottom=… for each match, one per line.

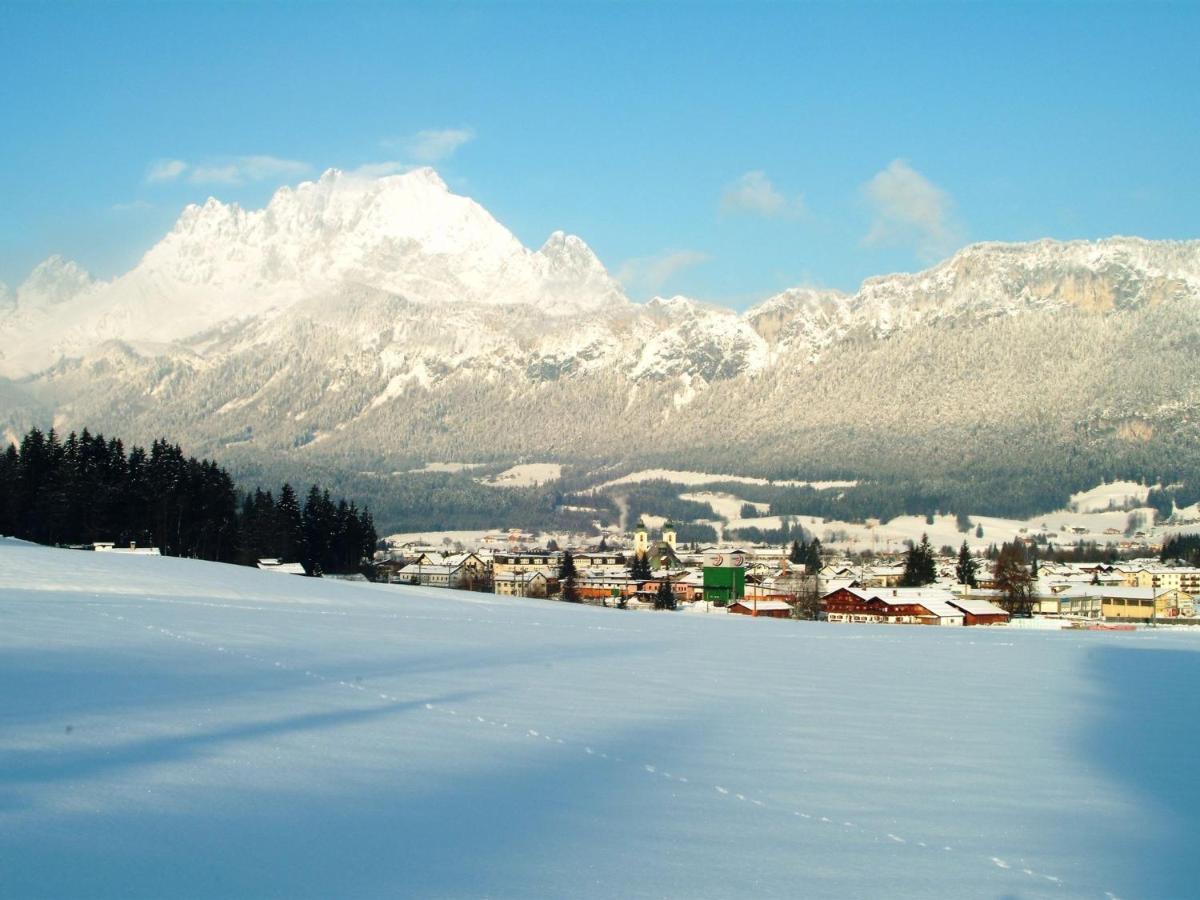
left=616, top=250, right=710, bottom=294
left=862, top=159, right=963, bottom=259
left=385, top=128, right=475, bottom=162
left=188, top=155, right=311, bottom=185
left=145, top=159, right=187, bottom=184
left=346, top=160, right=412, bottom=179
left=144, top=155, right=312, bottom=187
left=720, top=170, right=801, bottom=217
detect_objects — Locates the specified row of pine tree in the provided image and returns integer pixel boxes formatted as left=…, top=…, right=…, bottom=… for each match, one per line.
left=0, top=427, right=376, bottom=575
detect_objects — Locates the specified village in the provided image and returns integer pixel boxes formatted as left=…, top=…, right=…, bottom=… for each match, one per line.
left=363, top=519, right=1200, bottom=628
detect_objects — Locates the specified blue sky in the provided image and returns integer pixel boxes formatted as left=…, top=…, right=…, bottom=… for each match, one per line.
left=2, top=1, right=1197, bottom=307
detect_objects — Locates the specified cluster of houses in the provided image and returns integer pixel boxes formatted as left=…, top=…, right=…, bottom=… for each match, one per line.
left=373, top=522, right=1200, bottom=627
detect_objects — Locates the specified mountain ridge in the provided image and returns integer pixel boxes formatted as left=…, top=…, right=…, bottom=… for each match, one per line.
left=2, top=169, right=1199, bottom=527
left=3, top=167, right=1198, bottom=382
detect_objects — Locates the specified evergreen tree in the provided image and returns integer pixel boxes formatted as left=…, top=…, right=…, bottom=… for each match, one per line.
left=301, top=485, right=329, bottom=575
left=628, top=551, right=652, bottom=581
left=789, top=539, right=804, bottom=565
left=955, top=540, right=978, bottom=587
left=0, top=444, right=18, bottom=536
left=0, top=426, right=371, bottom=572
left=558, top=550, right=580, bottom=602
left=357, top=508, right=378, bottom=564
left=805, top=537, right=823, bottom=574
left=654, top=578, right=676, bottom=610
left=975, top=523, right=984, bottom=539
left=276, top=484, right=304, bottom=562
left=1161, top=533, right=1200, bottom=566
left=901, top=533, right=937, bottom=586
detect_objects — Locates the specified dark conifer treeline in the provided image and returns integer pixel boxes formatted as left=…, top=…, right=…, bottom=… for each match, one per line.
left=0, top=427, right=376, bottom=574
left=1161, top=533, right=1200, bottom=566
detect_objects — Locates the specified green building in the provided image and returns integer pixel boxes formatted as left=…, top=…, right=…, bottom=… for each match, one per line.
left=703, top=566, right=745, bottom=605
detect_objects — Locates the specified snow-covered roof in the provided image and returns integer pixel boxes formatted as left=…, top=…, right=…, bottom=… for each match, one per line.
left=821, top=579, right=857, bottom=594
left=731, top=600, right=794, bottom=612
left=1060, top=585, right=1172, bottom=599
left=493, top=570, right=548, bottom=583
left=948, top=597, right=1009, bottom=617
left=913, top=598, right=965, bottom=619
left=258, top=560, right=306, bottom=575
left=399, top=563, right=460, bottom=576
left=871, top=587, right=958, bottom=603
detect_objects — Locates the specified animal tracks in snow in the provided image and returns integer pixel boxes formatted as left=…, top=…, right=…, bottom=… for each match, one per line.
left=93, top=605, right=1104, bottom=898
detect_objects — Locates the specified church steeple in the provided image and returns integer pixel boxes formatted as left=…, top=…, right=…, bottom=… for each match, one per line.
left=634, top=519, right=649, bottom=556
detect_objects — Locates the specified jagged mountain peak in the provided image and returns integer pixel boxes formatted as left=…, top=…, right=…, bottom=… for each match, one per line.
left=537, top=230, right=605, bottom=273
left=0, top=170, right=633, bottom=376
left=153, top=163, right=517, bottom=274
left=144, top=164, right=612, bottom=305
left=16, top=255, right=94, bottom=309
left=532, top=231, right=627, bottom=313
left=539, top=230, right=591, bottom=258
left=746, top=286, right=847, bottom=318
left=644, top=294, right=734, bottom=316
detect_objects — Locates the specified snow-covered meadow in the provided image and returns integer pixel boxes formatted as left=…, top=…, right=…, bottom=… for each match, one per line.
left=1, top=538, right=1197, bottom=898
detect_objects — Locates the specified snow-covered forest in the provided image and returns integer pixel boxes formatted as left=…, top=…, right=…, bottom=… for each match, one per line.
left=0, top=427, right=376, bottom=573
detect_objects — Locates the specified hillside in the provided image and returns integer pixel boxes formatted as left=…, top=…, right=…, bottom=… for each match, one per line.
left=2, top=538, right=1197, bottom=897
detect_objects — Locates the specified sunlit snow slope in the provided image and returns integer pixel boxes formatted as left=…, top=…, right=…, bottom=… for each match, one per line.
left=1, top=538, right=1196, bottom=899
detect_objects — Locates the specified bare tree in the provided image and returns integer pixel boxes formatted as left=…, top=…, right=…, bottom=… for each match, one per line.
left=992, top=541, right=1033, bottom=617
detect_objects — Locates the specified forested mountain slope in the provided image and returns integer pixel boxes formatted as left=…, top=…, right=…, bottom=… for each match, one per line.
left=2, top=168, right=1197, bottom=526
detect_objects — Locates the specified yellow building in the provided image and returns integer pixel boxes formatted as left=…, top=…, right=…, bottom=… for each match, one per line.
left=1060, top=585, right=1193, bottom=621
left=493, top=570, right=551, bottom=598
left=1126, top=567, right=1200, bottom=594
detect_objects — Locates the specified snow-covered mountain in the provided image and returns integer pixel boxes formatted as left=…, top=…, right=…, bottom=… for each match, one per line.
left=0, top=168, right=627, bottom=376
left=2, top=168, right=1199, bottom=493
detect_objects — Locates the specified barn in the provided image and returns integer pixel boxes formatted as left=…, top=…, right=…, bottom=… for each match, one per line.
left=728, top=599, right=793, bottom=618
left=947, top=596, right=1011, bottom=626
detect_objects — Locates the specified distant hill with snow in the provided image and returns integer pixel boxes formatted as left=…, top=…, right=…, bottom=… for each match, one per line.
left=2, top=168, right=1199, bottom=522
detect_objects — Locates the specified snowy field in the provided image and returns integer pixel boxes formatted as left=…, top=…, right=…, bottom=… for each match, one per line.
left=587, top=468, right=858, bottom=492
left=2, top=539, right=1198, bottom=899
left=383, top=529, right=493, bottom=549
left=1067, top=481, right=1151, bottom=514
left=479, top=463, right=564, bottom=488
